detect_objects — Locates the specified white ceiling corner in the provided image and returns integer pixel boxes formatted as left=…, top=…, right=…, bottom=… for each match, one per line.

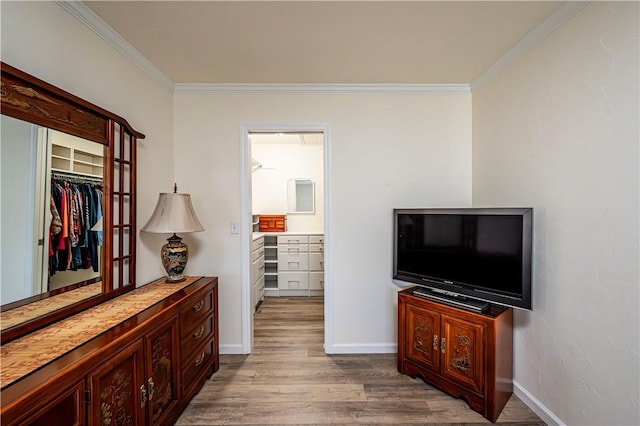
left=471, top=1, right=590, bottom=91
left=55, top=0, right=174, bottom=92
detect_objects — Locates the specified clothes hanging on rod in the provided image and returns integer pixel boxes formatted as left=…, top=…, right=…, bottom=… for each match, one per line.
left=49, top=174, right=103, bottom=276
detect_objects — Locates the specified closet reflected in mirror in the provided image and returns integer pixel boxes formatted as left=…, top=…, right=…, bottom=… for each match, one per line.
left=1, top=115, right=104, bottom=310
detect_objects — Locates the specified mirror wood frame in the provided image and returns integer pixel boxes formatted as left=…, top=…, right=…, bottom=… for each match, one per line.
left=1, top=62, right=145, bottom=343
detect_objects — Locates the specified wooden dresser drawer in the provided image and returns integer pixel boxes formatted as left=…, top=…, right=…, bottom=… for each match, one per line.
left=182, top=338, right=215, bottom=393
left=181, top=316, right=214, bottom=363
left=180, top=289, right=213, bottom=339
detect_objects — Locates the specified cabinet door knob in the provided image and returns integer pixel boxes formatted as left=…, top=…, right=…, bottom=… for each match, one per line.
left=441, top=337, right=446, bottom=354
left=192, top=300, right=204, bottom=313
left=148, top=378, right=155, bottom=401
left=140, top=384, right=147, bottom=408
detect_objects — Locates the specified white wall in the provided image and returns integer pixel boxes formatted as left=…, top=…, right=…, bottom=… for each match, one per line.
left=252, top=142, right=324, bottom=232
left=174, top=92, right=472, bottom=352
left=472, top=3, right=639, bottom=425
left=1, top=116, right=35, bottom=304
left=1, top=1, right=174, bottom=286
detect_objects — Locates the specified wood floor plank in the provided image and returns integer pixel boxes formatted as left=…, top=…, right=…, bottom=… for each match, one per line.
left=176, top=296, right=546, bottom=425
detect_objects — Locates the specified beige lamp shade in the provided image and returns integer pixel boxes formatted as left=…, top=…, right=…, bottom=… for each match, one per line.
left=141, top=191, right=204, bottom=283
left=141, top=193, right=204, bottom=234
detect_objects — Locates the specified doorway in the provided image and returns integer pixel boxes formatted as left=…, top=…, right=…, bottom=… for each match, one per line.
left=240, top=125, right=331, bottom=353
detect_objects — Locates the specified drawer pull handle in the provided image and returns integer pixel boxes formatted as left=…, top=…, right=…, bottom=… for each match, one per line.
left=194, top=352, right=206, bottom=367
left=433, top=335, right=439, bottom=350
left=441, top=337, right=446, bottom=354
left=192, top=300, right=204, bottom=313
left=193, top=325, right=205, bottom=340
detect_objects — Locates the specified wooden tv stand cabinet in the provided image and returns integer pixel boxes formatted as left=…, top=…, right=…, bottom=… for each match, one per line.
left=397, top=287, right=513, bottom=422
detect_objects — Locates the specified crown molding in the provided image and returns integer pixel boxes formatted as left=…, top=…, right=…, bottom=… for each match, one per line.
left=471, top=1, right=589, bottom=91
left=55, top=1, right=174, bottom=92
left=174, top=83, right=470, bottom=95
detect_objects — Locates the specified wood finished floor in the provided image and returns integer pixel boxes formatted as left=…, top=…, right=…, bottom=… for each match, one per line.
left=176, top=297, right=545, bottom=425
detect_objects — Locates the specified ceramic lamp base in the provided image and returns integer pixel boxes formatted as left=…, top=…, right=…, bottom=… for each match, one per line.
left=161, top=233, right=189, bottom=283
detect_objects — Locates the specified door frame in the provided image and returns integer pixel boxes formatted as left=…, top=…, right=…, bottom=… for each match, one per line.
left=240, top=124, right=332, bottom=353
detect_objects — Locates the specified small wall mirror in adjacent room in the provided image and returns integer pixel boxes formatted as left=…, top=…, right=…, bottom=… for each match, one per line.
left=287, top=178, right=315, bottom=214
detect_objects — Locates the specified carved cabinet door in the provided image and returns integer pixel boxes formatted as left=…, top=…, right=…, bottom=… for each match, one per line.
left=87, top=339, right=147, bottom=426
left=144, top=317, right=179, bottom=425
left=405, top=303, right=440, bottom=372
left=440, top=313, right=484, bottom=394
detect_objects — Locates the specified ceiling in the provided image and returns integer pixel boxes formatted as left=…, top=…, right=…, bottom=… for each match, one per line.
left=84, top=1, right=564, bottom=85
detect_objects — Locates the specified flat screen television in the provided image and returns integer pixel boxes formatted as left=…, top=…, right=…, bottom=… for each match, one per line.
left=393, top=208, right=532, bottom=311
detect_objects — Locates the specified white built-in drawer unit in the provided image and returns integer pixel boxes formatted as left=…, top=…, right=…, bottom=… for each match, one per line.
left=250, top=236, right=265, bottom=310
left=276, top=234, right=324, bottom=296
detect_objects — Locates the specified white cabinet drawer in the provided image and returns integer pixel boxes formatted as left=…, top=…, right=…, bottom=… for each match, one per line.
left=309, top=253, right=324, bottom=271
left=278, top=244, right=308, bottom=254
left=279, top=272, right=309, bottom=289
left=278, top=253, right=309, bottom=271
left=253, top=275, right=265, bottom=307
left=251, top=247, right=265, bottom=262
left=251, top=260, right=262, bottom=282
left=309, top=243, right=323, bottom=253
left=309, top=272, right=324, bottom=290
left=309, top=235, right=324, bottom=244
left=251, top=237, right=264, bottom=251
left=277, top=235, right=309, bottom=245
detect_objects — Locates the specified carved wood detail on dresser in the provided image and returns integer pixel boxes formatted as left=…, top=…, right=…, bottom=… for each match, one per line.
left=0, top=276, right=219, bottom=426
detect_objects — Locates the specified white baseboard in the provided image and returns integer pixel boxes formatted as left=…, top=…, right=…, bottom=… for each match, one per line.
left=219, top=344, right=246, bottom=355
left=513, top=380, right=565, bottom=426
left=325, top=343, right=397, bottom=354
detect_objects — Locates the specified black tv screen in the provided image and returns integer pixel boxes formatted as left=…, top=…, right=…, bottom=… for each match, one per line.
left=393, top=208, right=532, bottom=310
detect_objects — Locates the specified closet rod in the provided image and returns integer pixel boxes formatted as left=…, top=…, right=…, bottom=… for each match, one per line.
left=52, top=171, right=103, bottom=184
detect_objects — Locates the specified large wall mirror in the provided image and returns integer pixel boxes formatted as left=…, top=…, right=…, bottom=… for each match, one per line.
left=287, top=178, right=315, bottom=214
left=0, top=62, right=144, bottom=343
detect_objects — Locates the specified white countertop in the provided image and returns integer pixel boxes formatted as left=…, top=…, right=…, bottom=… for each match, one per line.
left=253, top=231, right=323, bottom=240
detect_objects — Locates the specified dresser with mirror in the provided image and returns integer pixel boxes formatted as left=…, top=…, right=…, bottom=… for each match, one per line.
left=1, top=62, right=141, bottom=341
left=1, top=63, right=219, bottom=425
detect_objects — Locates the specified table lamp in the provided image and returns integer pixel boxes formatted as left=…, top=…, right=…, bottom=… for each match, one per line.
left=141, top=184, right=204, bottom=283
